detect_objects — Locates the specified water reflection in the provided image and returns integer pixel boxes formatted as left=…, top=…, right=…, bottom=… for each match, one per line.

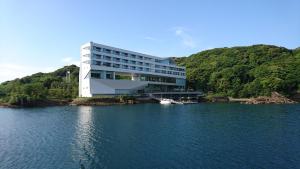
left=73, top=106, right=95, bottom=166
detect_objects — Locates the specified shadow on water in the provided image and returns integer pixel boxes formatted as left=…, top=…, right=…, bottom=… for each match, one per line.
left=80, top=159, right=85, bottom=169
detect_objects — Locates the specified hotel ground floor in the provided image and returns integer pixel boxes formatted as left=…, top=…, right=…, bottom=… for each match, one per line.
left=80, top=70, right=186, bottom=97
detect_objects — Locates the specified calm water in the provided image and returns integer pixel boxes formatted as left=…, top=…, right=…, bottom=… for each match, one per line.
left=0, top=104, right=300, bottom=169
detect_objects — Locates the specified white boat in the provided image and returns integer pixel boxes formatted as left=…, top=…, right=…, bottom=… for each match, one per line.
left=160, top=99, right=172, bottom=104
left=160, top=99, right=187, bottom=105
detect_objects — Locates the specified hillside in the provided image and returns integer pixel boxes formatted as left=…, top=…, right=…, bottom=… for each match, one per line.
left=1, top=44, right=299, bottom=106
left=175, top=44, right=300, bottom=97
left=0, top=65, right=79, bottom=106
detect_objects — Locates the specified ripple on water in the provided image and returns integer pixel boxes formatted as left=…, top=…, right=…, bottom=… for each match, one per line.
left=0, top=104, right=300, bottom=169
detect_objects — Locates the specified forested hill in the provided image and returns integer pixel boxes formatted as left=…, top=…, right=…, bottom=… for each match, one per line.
left=0, top=65, right=79, bottom=106
left=0, top=44, right=299, bottom=106
left=175, top=44, right=300, bottom=97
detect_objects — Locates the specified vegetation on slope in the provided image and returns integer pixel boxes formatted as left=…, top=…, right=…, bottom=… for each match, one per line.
left=0, top=65, right=79, bottom=106
left=0, top=44, right=299, bottom=106
left=175, top=45, right=300, bottom=97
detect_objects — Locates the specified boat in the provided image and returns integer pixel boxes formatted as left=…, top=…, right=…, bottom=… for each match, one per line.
left=160, top=99, right=172, bottom=104
left=171, top=100, right=184, bottom=104
left=160, top=99, right=187, bottom=105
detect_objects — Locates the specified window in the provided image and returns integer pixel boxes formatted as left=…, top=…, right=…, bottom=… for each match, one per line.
left=92, top=60, right=101, bottom=66
left=113, top=64, right=120, bottom=68
left=103, top=62, right=111, bottom=67
left=144, top=57, right=152, bottom=61
left=93, top=54, right=101, bottom=59
left=103, top=48, right=111, bottom=54
left=93, top=46, right=101, bottom=52
left=113, top=51, right=120, bottom=55
left=121, top=52, right=128, bottom=57
left=106, top=73, right=113, bottom=79
left=91, top=70, right=102, bottom=78
left=91, top=73, right=101, bottom=78
left=104, top=55, right=111, bottom=61
left=113, top=57, right=120, bottom=62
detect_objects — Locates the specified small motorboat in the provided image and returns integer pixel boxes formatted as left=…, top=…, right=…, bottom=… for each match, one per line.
left=160, top=99, right=172, bottom=105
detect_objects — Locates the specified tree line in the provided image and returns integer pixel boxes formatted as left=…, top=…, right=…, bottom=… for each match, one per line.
left=175, top=45, right=300, bottom=97
left=1, top=44, right=299, bottom=106
left=0, top=65, right=79, bottom=106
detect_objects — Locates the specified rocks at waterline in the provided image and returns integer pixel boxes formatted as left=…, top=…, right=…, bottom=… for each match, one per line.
left=244, top=92, right=297, bottom=104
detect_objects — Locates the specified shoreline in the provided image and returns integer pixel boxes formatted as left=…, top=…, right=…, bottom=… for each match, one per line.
left=0, top=95, right=298, bottom=108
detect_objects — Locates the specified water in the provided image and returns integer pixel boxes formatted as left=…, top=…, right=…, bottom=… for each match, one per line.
left=0, top=104, right=300, bottom=169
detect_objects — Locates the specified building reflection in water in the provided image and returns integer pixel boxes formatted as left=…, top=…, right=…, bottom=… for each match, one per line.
left=72, top=106, right=96, bottom=166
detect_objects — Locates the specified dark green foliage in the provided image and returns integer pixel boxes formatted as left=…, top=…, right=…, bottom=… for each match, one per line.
left=176, top=45, right=300, bottom=97
left=1, top=44, right=299, bottom=106
left=0, top=65, right=79, bottom=105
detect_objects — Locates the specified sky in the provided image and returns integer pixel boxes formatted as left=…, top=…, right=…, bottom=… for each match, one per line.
left=0, top=0, right=299, bottom=82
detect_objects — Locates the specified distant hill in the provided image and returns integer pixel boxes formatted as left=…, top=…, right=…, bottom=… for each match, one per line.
left=0, top=65, right=79, bottom=106
left=175, top=44, right=300, bottom=97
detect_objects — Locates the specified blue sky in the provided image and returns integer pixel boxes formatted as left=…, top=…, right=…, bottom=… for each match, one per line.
left=0, top=0, right=299, bottom=82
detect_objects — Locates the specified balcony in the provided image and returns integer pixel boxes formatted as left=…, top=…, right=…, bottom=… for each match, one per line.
left=113, top=58, right=121, bottom=62
left=103, top=49, right=111, bottom=54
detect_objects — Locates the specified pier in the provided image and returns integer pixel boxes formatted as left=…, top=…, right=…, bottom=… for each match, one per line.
left=148, top=92, right=204, bottom=100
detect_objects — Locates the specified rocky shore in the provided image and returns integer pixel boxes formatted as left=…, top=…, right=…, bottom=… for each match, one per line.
left=216, top=92, right=298, bottom=104
left=243, top=92, right=297, bottom=104
left=1, top=92, right=298, bottom=108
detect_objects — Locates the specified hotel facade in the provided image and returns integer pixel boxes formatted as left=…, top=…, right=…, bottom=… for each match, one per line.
left=79, top=42, right=186, bottom=97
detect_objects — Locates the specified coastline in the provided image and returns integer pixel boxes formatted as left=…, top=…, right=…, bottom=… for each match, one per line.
left=1, top=93, right=298, bottom=108
left=0, top=97, right=157, bottom=108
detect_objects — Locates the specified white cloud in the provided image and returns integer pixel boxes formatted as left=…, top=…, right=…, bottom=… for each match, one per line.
left=144, top=36, right=158, bottom=41
left=0, top=56, right=80, bottom=83
left=144, top=36, right=163, bottom=43
left=61, top=57, right=80, bottom=66
left=0, top=63, right=57, bottom=83
left=173, top=27, right=197, bottom=48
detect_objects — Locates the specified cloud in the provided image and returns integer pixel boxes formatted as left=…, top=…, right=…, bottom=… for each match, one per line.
left=144, top=36, right=163, bottom=43
left=61, top=57, right=80, bottom=66
left=173, top=27, right=196, bottom=48
left=144, top=36, right=157, bottom=41
left=0, top=63, right=57, bottom=83
left=0, top=56, right=79, bottom=83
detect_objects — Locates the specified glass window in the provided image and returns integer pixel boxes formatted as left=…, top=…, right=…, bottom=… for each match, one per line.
left=91, top=73, right=101, bottom=78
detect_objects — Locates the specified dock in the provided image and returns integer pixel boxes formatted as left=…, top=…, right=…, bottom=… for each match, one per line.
left=148, top=92, right=204, bottom=104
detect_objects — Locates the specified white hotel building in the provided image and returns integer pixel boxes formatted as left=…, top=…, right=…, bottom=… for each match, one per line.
left=79, top=42, right=186, bottom=97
